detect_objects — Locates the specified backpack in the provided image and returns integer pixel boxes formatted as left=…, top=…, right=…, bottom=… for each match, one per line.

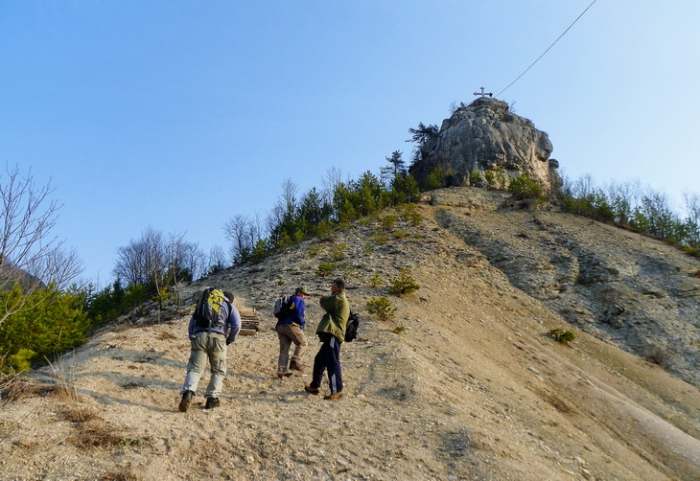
left=193, top=288, right=229, bottom=329
left=273, top=296, right=294, bottom=320
left=344, top=311, right=360, bottom=342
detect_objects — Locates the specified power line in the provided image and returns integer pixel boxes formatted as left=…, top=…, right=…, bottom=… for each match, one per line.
left=496, top=0, right=599, bottom=97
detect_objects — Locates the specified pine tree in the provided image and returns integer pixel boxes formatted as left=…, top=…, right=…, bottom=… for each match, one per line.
left=381, top=150, right=406, bottom=186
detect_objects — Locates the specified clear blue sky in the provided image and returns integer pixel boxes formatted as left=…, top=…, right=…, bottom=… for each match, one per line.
left=1, top=1, right=698, bottom=283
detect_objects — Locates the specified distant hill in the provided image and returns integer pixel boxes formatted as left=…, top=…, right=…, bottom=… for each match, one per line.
left=2, top=188, right=698, bottom=481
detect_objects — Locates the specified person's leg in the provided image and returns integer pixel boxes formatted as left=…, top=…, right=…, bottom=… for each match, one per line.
left=309, top=339, right=330, bottom=390
left=277, top=325, right=292, bottom=375
left=326, top=336, right=343, bottom=394
left=289, top=324, right=307, bottom=370
left=182, top=333, right=207, bottom=394
left=205, top=333, right=227, bottom=399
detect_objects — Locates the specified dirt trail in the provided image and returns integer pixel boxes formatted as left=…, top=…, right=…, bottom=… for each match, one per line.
left=1, top=187, right=699, bottom=481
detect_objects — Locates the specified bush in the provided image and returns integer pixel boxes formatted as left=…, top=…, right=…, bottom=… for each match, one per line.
left=644, top=345, right=670, bottom=366
left=509, top=174, right=544, bottom=201
left=367, top=297, right=396, bottom=322
left=369, top=273, right=383, bottom=288
left=388, top=269, right=420, bottom=296
left=398, top=204, right=422, bottom=226
left=469, top=168, right=484, bottom=186
left=8, top=348, right=36, bottom=373
left=317, top=262, right=336, bottom=277
left=307, top=244, right=323, bottom=257
left=393, top=230, right=409, bottom=240
left=330, top=243, right=348, bottom=262
left=547, top=328, right=576, bottom=344
left=0, top=285, right=89, bottom=373
left=424, top=167, right=447, bottom=190
left=381, top=214, right=398, bottom=230
left=370, top=232, right=390, bottom=245
left=484, top=166, right=508, bottom=190
left=392, top=325, right=406, bottom=334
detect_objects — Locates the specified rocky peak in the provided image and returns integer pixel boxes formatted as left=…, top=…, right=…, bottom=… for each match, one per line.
left=410, top=97, right=559, bottom=191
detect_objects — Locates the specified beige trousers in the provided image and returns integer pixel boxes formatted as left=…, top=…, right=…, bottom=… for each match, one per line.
left=276, top=323, right=307, bottom=373
left=182, top=331, right=227, bottom=398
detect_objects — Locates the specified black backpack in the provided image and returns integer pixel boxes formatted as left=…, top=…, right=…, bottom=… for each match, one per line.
left=344, top=311, right=360, bottom=342
left=273, top=295, right=295, bottom=320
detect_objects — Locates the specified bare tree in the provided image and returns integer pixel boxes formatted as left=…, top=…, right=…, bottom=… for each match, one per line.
left=684, top=193, right=700, bottom=246
left=207, top=245, right=227, bottom=274
left=280, top=179, right=298, bottom=217
left=0, top=167, right=82, bottom=326
left=322, top=167, right=342, bottom=204
left=224, top=215, right=251, bottom=264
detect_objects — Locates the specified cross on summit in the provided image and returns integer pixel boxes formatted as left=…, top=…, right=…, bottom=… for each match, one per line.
left=473, top=86, right=493, bottom=98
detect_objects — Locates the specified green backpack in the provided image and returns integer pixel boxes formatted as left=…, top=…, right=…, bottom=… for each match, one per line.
left=194, top=288, right=229, bottom=329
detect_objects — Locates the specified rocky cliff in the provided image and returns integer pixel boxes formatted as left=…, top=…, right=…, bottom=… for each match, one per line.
left=411, top=97, right=560, bottom=191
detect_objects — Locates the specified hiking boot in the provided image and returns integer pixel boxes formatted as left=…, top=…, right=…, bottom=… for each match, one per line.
left=204, top=397, right=220, bottom=410
left=178, top=390, right=194, bottom=412
left=304, top=384, right=320, bottom=395
left=277, top=371, right=293, bottom=379
left=324, top=392, right=343, bottom=401
left=289, top=360, right=304, bottom=372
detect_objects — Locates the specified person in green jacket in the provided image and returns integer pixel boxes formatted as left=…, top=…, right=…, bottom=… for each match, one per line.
left=305, top=278, right=350, bottom=400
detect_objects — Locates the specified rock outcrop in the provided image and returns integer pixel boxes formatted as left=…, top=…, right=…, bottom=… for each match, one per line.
left=410, top=97, right=560, bottom=191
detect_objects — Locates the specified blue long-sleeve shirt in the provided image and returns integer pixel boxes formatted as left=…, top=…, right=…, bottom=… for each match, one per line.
left=278, top=295, right=306, bottom=328
left=188, top=302, right=241, bottom=344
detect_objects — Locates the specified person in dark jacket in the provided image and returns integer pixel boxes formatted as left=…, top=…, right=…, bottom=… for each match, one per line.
left=276, top=287, right=309, bottom=378
left=179, top=289, right=240, bottom=412
left=305, top=278, right=350, bottom=400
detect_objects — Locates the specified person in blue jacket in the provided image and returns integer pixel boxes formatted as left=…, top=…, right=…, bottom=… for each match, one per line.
left=276, top=287, right=309, bottom=378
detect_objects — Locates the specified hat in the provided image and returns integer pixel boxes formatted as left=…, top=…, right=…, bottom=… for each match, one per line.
left=295, top=286, right=310, bottom=295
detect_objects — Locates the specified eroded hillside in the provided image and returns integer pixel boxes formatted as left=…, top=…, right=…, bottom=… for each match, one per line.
left=1, top=187, right=699, bottom=481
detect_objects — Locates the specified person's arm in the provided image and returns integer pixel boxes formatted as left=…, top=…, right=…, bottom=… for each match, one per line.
left=226, top=303, right=241, bottom=345
left=319, top=295, right=335, bottom=313
left=188, top=316, right=196, bottom=339
left=296, top=299, right=306, bottom=326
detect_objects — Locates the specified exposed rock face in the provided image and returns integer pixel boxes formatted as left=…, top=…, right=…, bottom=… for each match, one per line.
left=411, top=97, right=559, bottom=191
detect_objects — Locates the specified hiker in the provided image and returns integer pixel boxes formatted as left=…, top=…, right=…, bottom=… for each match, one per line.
left=179, top=288, right=240, bottom=412
left=305, top=278, right=350, bottom=400
left=276, top=287, right=309, bottom=378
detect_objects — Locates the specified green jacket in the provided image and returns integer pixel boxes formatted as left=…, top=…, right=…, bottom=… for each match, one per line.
left=316, top=292, right=350, bottom=342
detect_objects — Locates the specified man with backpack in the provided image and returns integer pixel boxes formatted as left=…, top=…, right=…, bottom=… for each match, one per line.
left=179, top=288, right=241, bottom=412
left=305, top=278, right=350, bottom=400
left=275, top=287, right=309, bottom=378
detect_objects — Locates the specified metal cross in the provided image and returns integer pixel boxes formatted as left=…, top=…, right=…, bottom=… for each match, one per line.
left=473, top=87, right=493, bottom=98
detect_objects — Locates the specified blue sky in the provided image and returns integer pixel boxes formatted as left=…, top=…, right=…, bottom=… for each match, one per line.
left=1, top=1, right=698, bottom=283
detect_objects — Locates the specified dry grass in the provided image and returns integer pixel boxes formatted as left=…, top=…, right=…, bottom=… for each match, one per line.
left=55, top=402, right=146, bottom=450
left=67, top=419, right=144, bottom=450
left=0, top=375, right=67, bottom=403
left=100, top=473, right=140, bottom=481
left=45, top=358, right=80, bottom=401
left=59, top=406, right=98, bottom=424
left=157, top=330, right=177, bottom=341
left=538, top=390, right=574, bottom=415
left=644, top=345, right=670, bottom=367
left=1, top=376, right=38, bottom=402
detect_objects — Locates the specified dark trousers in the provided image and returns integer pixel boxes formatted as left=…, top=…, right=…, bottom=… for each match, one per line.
left=311, top=335, right=343, bottom=393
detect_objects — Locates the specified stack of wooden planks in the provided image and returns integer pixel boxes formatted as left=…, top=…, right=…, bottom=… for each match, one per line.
left=239, top=308, right=261, bottom=336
